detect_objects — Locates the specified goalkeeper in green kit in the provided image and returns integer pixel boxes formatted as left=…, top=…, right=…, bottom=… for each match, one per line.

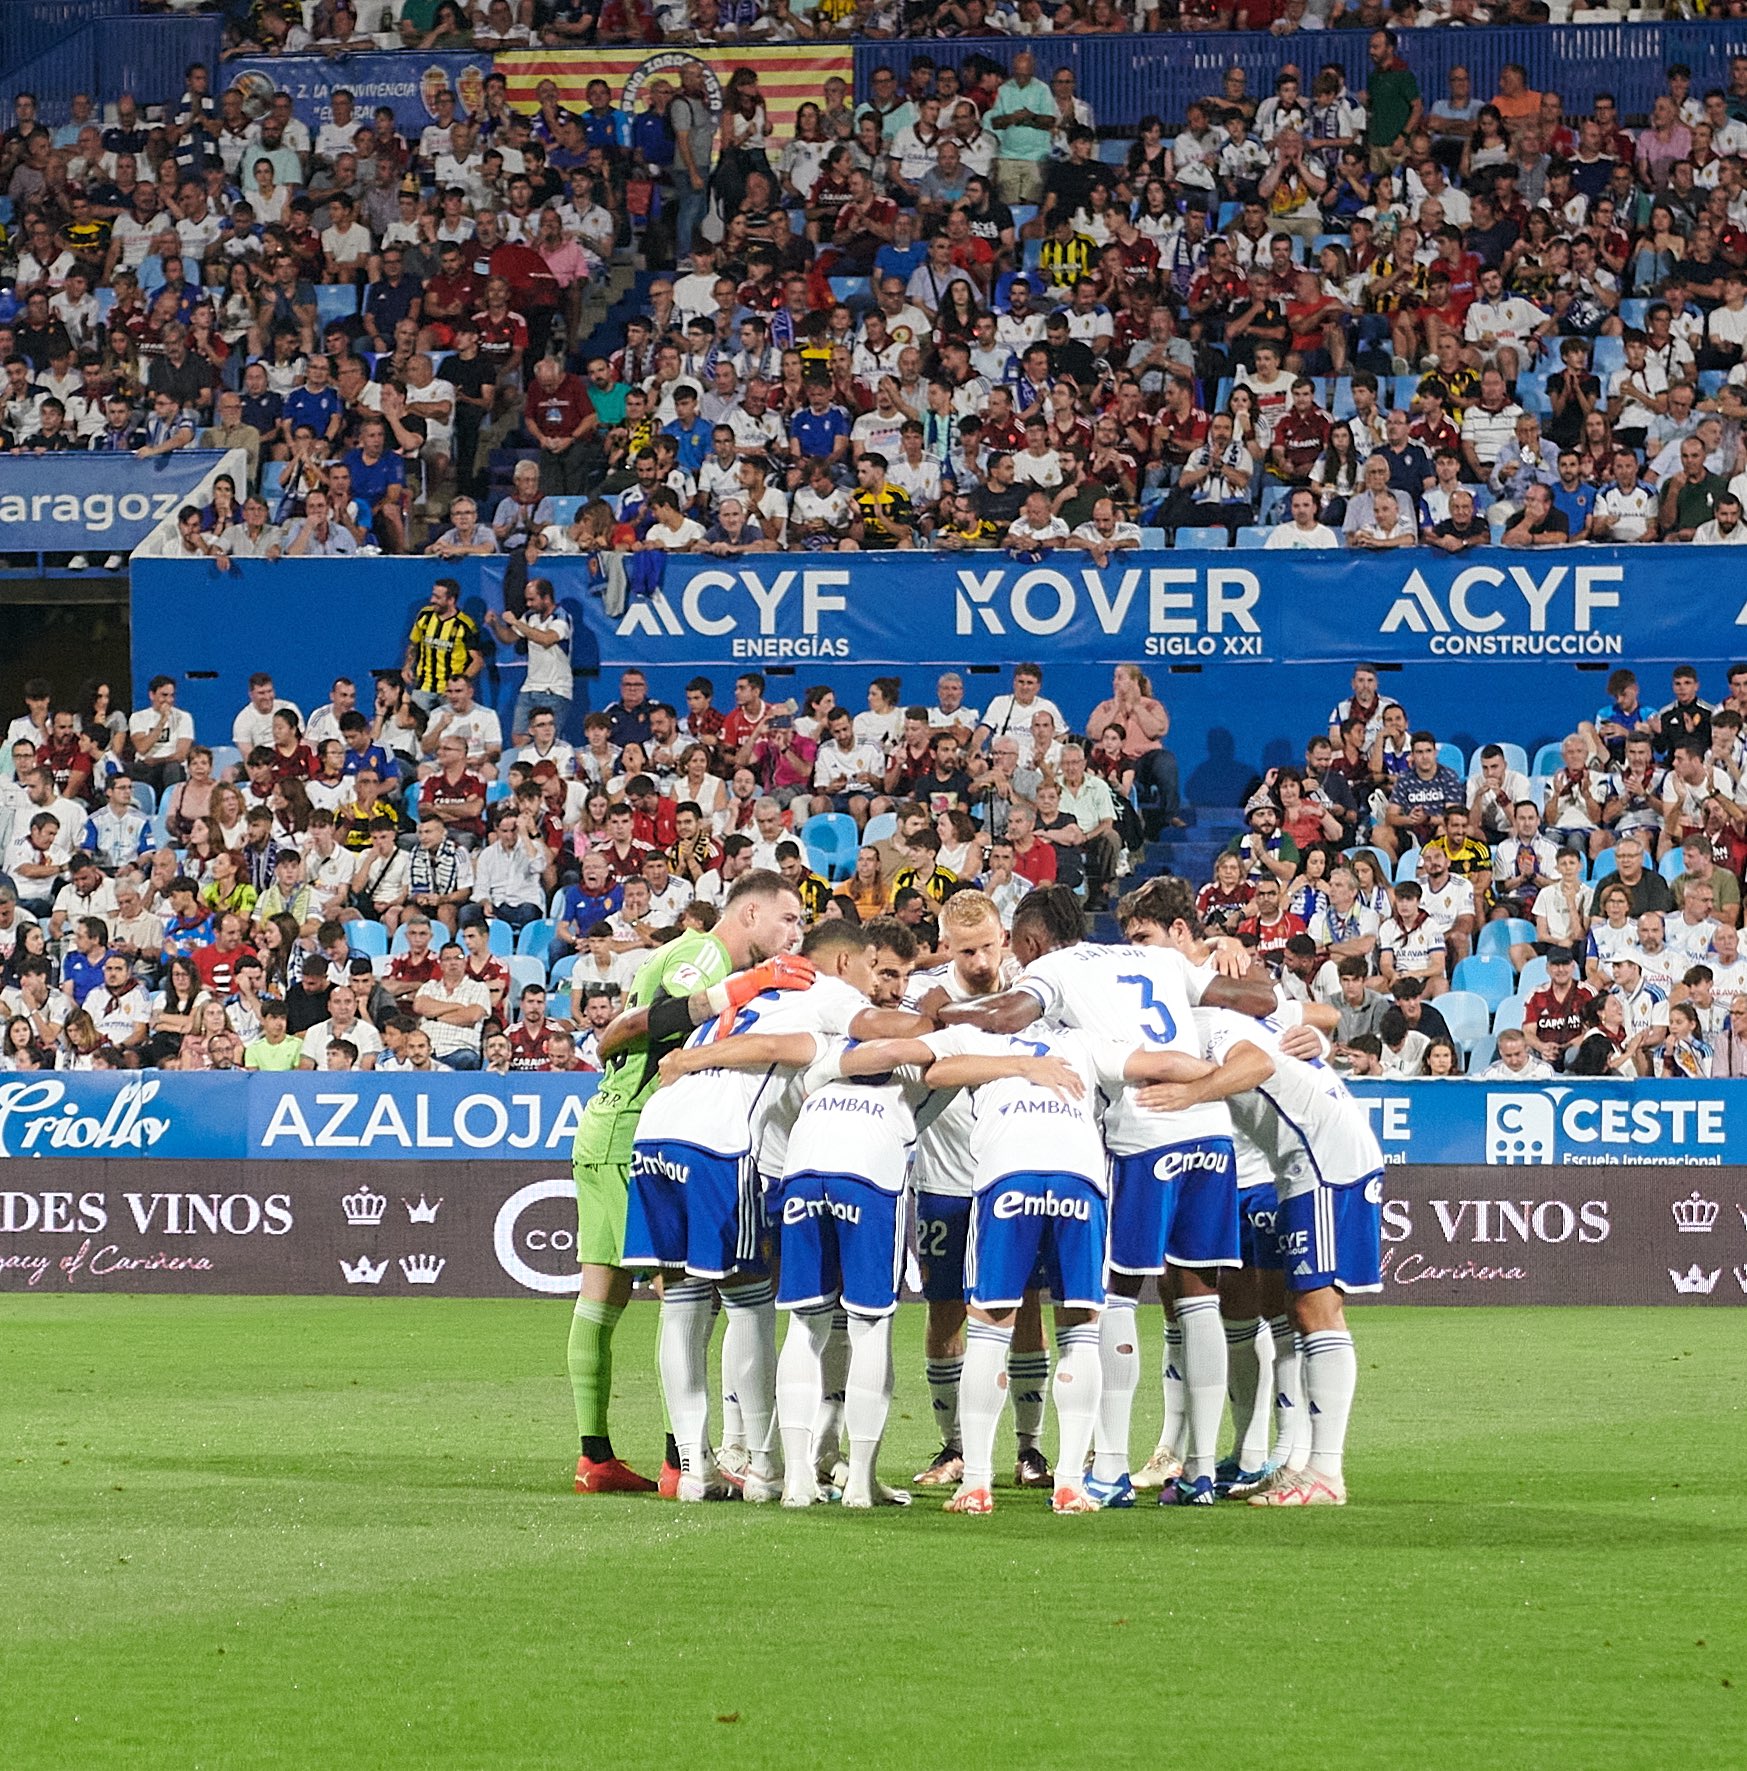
left=569, top=871, right=810, bottom=1494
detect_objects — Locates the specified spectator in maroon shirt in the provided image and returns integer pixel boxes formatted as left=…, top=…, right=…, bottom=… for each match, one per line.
left=419, top=735, right=488, bottom=844
left=1522, top=947, right=1597, bottom=1070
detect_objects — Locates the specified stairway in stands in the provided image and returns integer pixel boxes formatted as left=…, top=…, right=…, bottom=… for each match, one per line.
left=1085, top=804, right=1249, bottom=942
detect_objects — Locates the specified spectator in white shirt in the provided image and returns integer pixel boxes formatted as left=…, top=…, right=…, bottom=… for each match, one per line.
left=1266, top=486, right=1339, bottom=548
left=231, top=672, right=303, bottom=758
left=1589, top=448, right=1659, bottom=543
left=469, top=811, right=548, bottom=931
left=412, top=942, right=493, bottom=1068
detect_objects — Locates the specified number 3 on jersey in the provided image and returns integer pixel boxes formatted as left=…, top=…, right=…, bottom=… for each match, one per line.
left=1117, top=973, right=1178, bottom=1045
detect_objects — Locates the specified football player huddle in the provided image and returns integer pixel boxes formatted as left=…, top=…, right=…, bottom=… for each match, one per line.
left=564, top=868, right=1384, bottom=1516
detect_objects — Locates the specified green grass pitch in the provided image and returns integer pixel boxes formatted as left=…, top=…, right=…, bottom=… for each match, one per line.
left=2, top=1297, right=1742, bottom=1770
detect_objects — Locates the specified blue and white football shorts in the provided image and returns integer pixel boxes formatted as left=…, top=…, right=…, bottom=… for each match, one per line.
left=1277, top=1173, right=1384, bottom=1295
left=1107, top=1137, right=1239, bottom=1274
left=624, top=1139, right=767, bottom=1279
left=966, top=1172, right=1109, bottom=1312
left=1238, top=1180, right=1283, bottom=1272
left=914, top=1192, right=971, bottom=1303
left=777, top=1172, right=906, bottom=1317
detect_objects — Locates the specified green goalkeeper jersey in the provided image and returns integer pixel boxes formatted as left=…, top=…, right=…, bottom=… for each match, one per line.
left=570, top=928, right=733, bottom=1167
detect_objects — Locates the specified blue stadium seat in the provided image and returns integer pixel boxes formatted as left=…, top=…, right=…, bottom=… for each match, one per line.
left=261, top=460, right=287, bottom=504
left=1217, top=201, right=1242, bottom=229
left=1451, top=954, right=1515, bottom=1012
left=1009, top=204, right=1039, bottom=234
left=1618, top=298, right=1649, bottom=329
left=508, top=955, right=546, bottom=997
left=1468, top=741, right=1529, bottom=777
left=149, top=809, right=171, bottom=849
left=1477, top=917, right=1535, bottom=959
left=545, top=496, right=583, bottom=526
left=1591, top=850, right=1617, bottom=882
left=1466, top=1033, right=1496, bottom=1074
left=130, top=781, right=157, bottom=816
left=1139, top=526, right=1169, bottom=548
left=1492, top=996, right=1527, bottom=1033
left=487, top=919, right=514, bottom=955
left=1396, top=845, right=1419, bottom=882
left=800, top=811, right=859, bottom=882
left=1175, top=526, right=1230, bottom=550
left=485, top=779, right=511, bottom=804
left=1591, top=336, right=1626, bottom=376
left=1258, top=482, right=1293, bottom=523
left=1660, top=847, right=1685, bottom=881
left=1391, top=374, right=1419, bottom=409
left=349, top=921, right=388, bottom=958
left=550, top=955, right=578, bottom=987
left=1436, top=742, right=1465, bottom=775
left=209, top=744, right=242, bottom=779
left=1436, top=990, right=1491, bottom=1049
left=861, top=811, right=897, bottom=845
left=1530, top=741, right=1565, bottom=776
left=1235, top=526, right=1271, bottom=549
left=390, top=923, right=412, bottom=956
left=1517, top=955, right=1550, bottom=994
left=828, top=275, right=872, bottom=306
left=316, top=283, right=359, bottom=324
left=517, top=918, right=556, bottom=956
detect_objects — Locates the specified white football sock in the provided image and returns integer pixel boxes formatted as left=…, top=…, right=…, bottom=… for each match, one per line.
left=959, top=1319, right=1013, bottom=1492
left=925, top=1355, right=964, bottom=1450
left=813, top=1306, right=850, bottom=1464
left=722, top=1280, right=780, bottom=1482
left=1092, top=1295, right=1139, bottom=1483
left=775, top=1304, right=833, bottom=1498
left=1052, top=1323, right=1103, bottom=1494
left=1223, top=1316, right=1269, bottom=1472
left=843, top=1312, right=895, bottom=1503
left=1156, top=1318, right=1185, bottom=1456
left=657, top=1279, right=715, bottom=1476
left=1271, top=1314, right=1308, bottom=1471
left=1008, top=1348, right=1050, bottom=1454
left=1175, top=1294, right=1227, bottom=1484
left=713, top=1293, right=741, bottom=1453
left=1303, top=1329, right=1357, bottom=1482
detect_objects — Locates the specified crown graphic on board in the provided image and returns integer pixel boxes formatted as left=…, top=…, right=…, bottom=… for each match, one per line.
left=340, top=1256, right=388, bottom=1286
left=341, top=1185, right=388, bottom=1227
left=1668, top=1264, right=1720, bottom=1296
left=399, top=1254, right=446, bottom=1285
left=1671, top=1192, right=1719, bottom=1233
left=403, top=1194, right=443, bottom=1224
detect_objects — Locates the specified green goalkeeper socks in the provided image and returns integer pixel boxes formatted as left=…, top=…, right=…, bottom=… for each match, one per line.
left=569, top=1298, right=624, bottom=1446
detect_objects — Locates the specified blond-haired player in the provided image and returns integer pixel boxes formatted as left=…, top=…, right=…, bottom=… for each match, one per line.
left=904, top=888, right=1055, bottom=1490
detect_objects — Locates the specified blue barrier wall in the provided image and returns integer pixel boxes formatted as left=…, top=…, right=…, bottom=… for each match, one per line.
left=0, top=1069, right=1736, bottom=1167
left=851, top=20, right=1747, bottom=124
left=0, top=13, right=224, bottom=128
left=129, top=549, right=1747, bottom=797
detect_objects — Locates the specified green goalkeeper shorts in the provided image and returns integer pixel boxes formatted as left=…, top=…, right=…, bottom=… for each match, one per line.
left=574, top=1157, right=631, bottom=1269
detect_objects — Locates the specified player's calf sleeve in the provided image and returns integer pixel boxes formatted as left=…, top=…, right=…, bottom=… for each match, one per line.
left=960, top=1319, right=1014, bottom=1491
left=1008, top=1348, right=1051, bottom=1454
left=1156, top=1319, right=1185, bottom=1456
left=1223, top=1316, right=1267, bottom=1471
left=722, top=1280, right=780, bottom=1480
left=813, top=1306, right=851, bottom=1461
left=777, top=1305, right=833, bottom=1491
left=657, top=1281, right=715, bottom=1476
left=1270, top=1314, right=1307, bottom=1471
left=568, top=1298, right=623, bottom=1448
left=1092, top=1295, right=1139, bottom=1482
left=1302, top=1329, right=1357, bottom=1481
left=844, top=1313, right=895, bottom=1493
left=1052, top=1323, right=1103, bottom=1492
left=1175, top=1294, right=1227, bottom=1483
left=925, top=1355, right=964, bottom=1450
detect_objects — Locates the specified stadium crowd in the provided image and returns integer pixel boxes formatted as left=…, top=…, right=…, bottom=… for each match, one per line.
left=2, top=640, right=1747, bottom=1080
left=16, top=36, right=1747, bottom=559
